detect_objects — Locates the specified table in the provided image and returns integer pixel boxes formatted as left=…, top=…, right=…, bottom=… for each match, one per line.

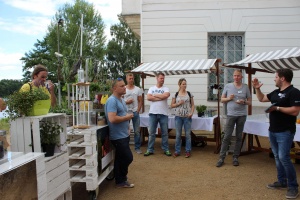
left=242, top=115, right=300, bottom=157
left=243, top=120, right=300, bottom=141
left=139, top=113, right=221, bottom=153
left=139, top=113, right=215, bottom=131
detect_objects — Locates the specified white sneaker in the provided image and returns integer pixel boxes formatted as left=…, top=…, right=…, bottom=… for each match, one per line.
left=135, top=149, right=142, bottom=154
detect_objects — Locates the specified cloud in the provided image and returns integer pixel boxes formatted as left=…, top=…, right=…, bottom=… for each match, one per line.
left=0, top=16, right=51, bottom=36
left=91, top=0, right=121, bottom=24
left=0, top=0, right=122, bottom=80
left=0, top=51, right=23, bottom=80
left=1, top=0, right=121, bottom=37
left=2, top=0, right=67, bottom=16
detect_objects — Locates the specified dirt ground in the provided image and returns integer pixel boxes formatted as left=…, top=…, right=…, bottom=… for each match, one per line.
left=72, top=137, right=300, bottom=200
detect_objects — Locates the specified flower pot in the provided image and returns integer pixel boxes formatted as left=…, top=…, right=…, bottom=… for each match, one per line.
left=29, top=99, right=51, bottom=116
left=42, top=143, right=56, bottom=157
left=198, top=112, right=204, bottom=117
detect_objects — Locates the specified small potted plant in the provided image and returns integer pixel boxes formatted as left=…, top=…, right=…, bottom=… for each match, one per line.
left=210, top=84, right=222, bottom=94
left=50, top=101, right=73, bottom=126
left=5, top=87, right=50, bottom=120
left=40, top=120, right=63, bottom=157
left=196, top=105, right=207, bottom=117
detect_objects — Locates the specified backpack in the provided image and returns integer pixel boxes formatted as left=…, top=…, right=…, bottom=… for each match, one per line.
left=175, top=91, right=192, bottom=105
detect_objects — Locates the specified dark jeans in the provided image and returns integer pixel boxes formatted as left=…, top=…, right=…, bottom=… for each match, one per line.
left=110, top=136, right=133, bottom=184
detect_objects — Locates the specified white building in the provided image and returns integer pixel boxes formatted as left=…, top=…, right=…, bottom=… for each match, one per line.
left=122, top=0, right=300, bottom=109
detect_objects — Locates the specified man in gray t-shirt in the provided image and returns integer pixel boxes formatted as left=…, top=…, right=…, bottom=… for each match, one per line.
left=216, top=69, right=251, bottom=167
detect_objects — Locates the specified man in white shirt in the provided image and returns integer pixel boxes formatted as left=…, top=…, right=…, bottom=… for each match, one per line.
left=144, top=72, right=171, bottom=156
left=124, top=73, right=143, bottom=154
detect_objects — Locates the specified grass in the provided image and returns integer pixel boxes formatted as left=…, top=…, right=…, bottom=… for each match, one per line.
left=0, top=117, right=10, bottom=133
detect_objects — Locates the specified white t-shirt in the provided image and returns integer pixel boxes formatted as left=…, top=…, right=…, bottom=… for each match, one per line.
left=148, top=85, right=170, bottom=115
left=124, top=86, right=143, bottom=112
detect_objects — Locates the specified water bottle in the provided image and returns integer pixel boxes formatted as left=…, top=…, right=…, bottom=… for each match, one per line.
left=77, top=68, right=85, bottom=83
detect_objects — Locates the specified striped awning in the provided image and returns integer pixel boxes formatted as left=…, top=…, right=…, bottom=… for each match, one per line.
left=132, top=59, right=217, bottom=75
left=226, top=47, right=300, bottom=72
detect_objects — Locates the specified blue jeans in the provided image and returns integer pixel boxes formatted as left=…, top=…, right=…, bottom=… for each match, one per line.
left=269, top=130, right=298, bottom=189
left=110, top=136, right=133, bottom=184
left=131, top=111, right=141, bottom=150
left=175, top=116, right=192, bottom=154
left=219, top=115, right=246, bottom=159
left=147, top=114, right=169, bottom=152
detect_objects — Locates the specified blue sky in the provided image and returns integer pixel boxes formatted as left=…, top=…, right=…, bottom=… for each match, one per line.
left=0, top=0, right=121, bottom=80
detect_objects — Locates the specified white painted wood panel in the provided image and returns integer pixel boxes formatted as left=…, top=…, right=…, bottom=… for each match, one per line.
left=138, top=0, right=300, bottom=107
left=142, top=0, right=299, bottom=10
left=23, top=118, right=32, bottom=153
left=142, top=47, right=206, bottom=55
left=143, top=39, right=206, bottom=47
left=143, top=32, right=207, bottom=40
left=10, top=120, right=18, bottom=152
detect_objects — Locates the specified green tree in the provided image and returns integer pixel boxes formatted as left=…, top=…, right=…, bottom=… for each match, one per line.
left=0, top=79, right=23, bottom=97
left=105, top=15, right=141, bottom=85
left=20, top=0, right=106, bottom=84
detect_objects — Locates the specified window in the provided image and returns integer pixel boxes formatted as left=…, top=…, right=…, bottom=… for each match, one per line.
left=207, top=33, right=244, bottom=100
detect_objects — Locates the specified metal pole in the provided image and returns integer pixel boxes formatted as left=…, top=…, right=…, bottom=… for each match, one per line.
left=57, top=20, right=62, bottom=106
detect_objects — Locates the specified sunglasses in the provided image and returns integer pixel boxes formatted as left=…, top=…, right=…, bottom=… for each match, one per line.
left=112, top=77, right=123, bottom=87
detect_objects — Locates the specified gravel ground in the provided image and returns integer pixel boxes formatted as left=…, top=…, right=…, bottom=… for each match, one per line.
left=72, top=137, right=300, bottom=200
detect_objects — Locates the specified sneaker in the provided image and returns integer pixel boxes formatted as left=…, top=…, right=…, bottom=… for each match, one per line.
left=173, top=153, right=180, bottom=158
left=164, top=150, right=172, bottom=156
left=286, top=188, right=299, bottom=199
left=185, top=152, right=191, bottom=158
left=216, top=159, right=224, bottom=167
left=233, top=157, right=239, bottom=166
left=135, top=149, right=142, bottom=154
left=144, top=151, right=153, bottom=156
left=267, top=181, right=287, bottom=190
left=116, top=181, right=134, bottom=188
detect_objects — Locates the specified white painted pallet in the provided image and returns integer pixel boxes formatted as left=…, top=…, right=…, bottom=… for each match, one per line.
left=67, top=125, right=114, bottom=193
left=45, top=152, right=71, bottom=200
left=10, top=113, right=67, bottom=153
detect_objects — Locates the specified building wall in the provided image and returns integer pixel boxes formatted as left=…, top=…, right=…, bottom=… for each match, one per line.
left=141, top=0, right=300, bottom=107
left=130, top=0, right=300, bottom=108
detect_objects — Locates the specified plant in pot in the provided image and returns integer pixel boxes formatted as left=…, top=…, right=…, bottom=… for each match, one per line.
left=5, top=87, right=50, bottom=120
left=196, top=105, right=207, bottom=117
left=40, top=120, right=63, bottom=157
left=50, top=102, right=73, bottom=127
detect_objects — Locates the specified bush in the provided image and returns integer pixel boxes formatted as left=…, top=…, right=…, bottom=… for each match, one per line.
left=5, top=87, right=50, bottom=120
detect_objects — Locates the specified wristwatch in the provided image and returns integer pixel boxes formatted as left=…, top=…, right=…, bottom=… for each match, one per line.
left=277, top=106, right=280, bottom=111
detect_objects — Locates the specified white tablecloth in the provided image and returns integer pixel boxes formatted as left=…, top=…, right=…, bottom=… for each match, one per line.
left=139, top=113, right=215, bottom=131
left=243, top=119, right=300, bottom=142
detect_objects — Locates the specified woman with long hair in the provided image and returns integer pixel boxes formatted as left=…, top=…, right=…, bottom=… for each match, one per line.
left=171, top=78, right=195, bottom=158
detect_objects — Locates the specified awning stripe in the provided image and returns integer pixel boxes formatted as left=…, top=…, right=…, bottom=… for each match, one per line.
left=226, top=47, right=300, bottom=72
left=132, top=59, right=217, bottom=75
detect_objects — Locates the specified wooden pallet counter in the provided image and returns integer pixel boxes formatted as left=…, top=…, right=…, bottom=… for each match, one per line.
left=67, top=125, right=114, bottom=194
left=9, top=113, right=71, bottom=200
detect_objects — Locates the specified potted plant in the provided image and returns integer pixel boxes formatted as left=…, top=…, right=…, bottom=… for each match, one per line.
left=50, top=102, right=73, bottom=127
left=196, top=105, right=207, bottom=117
left=40, top=120, right=63, bottom=157
left=5, top=87, right=50, bottom=120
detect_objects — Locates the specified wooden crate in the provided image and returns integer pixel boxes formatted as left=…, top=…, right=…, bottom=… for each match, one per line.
left=10, top=113, right=67, bottom=153
left=45, top=152, right=71, bottom=200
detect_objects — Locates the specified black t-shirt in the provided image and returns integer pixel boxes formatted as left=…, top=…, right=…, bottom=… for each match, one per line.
left=267, top=85, right=300, bottom=133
